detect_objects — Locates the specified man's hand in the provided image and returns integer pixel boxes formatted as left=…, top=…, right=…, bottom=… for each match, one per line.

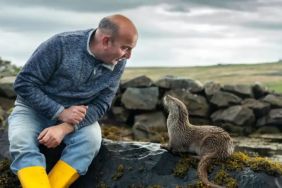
left=38, top=123, right=74, bottom=148
left=58, top=105, right=88, bottom=125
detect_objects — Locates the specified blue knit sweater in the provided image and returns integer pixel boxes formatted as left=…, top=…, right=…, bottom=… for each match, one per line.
left=14, top=29, right=126, bottom=129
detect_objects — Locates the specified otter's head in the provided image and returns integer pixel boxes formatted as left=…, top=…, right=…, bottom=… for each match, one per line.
left=163, top=95, right=188, bottom=115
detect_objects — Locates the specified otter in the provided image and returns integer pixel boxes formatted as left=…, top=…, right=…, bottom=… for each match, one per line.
left=161, top=95, right=234, bottom=188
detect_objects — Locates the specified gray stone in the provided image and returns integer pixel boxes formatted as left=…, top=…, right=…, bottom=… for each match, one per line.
left=0, top=76, right=16, bottom=98
left=0, top=128, right=9, bottom=161
left=252, top=82, right=269, bottom=99
left=133, top=112, right=166, bottom=140
left=210, top=91, right=242, bottom=108
left=203, top=81, right=221, bottom=99
left=241, top=98, right=271, bottom=118
left=222, top=84, right=254, bottom=98
left=166, top=89, right=210, bottom=117
left=257, top=109, right=282, bottom=127
left=155, top=75, right=203, bottom=93
left=111, top=107, right=129, bottom=123
left=263, top=94, right=282, bottom=108
left=121, top=75, right=153, bottom=88
left=121, top=87, right=159, bottom=110
left=1, top=132, right=281, bottom=188
left=71, top=139, right=282, bottom=188
left=211, top=105, right=255, bottom=126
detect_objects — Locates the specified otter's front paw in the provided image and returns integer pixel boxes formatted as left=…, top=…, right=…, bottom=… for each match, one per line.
left=160, top=143, right=171, bottom=151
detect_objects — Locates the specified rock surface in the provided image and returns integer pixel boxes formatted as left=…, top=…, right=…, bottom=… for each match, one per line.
left=72, top=140, right=282, bottom=188
left=0, top=127, right=282, bottom=188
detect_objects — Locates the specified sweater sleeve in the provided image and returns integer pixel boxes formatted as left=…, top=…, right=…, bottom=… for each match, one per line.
left=14, top=35, right=65, bottom=119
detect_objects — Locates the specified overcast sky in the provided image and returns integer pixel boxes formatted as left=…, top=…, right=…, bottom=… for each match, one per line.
left=1, top=0, right=282, bottom=67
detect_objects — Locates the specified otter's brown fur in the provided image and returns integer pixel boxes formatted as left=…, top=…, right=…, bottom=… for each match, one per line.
left=161, top=95, right=234, bottom=188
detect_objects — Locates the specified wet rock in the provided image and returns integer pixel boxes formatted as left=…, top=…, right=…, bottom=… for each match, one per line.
left=72, top=140, right=282, bottom=188
left=1, top=133, right=282, bottom=188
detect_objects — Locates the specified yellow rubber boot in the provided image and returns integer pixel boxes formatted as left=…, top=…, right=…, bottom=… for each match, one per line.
left=48, top=160, right=79, bottom=188
left=17, top=166, right=51, bottom=188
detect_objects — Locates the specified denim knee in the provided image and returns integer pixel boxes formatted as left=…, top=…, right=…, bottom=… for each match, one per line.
left=8, top=119, right=46, bottom=173
left=7, top=104, right=51, bottom=173
left=61, top=122, right=102, bottom=175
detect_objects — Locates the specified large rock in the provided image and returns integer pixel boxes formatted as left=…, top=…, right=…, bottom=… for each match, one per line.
left=256, top=109, right=282, bottom=127
left=0, top=76, right=16, bottom=98
left=203, top=81, right=221, bottom=99
left=0, top=128, right=9, bottom=161
left=111, top=106, right=130, bottom=123
left=210, top=91, right=242, bottom=108
left=252, top=82, right=269, bottom=99
left=0, top=58, right=19, bottom=78
left=211, top=105, right=255, bottom=126
left=132, top=112, right=167, bottom=141
left=73, top=140, right=282, bottom=188
left=121, top=87, right=159, bottom=110
left=241, top=98, right=271, bottom=118
left=1, top=132, right=282, bottom=188
left=166, top=89, right=210, bottom=117
left=155, top=75, right=203, bottom=93
left=121, top=75, right=153, bottom=88
left=222, top=84, right=254, bottom=98
left=262, top=94, right=282, bottom=108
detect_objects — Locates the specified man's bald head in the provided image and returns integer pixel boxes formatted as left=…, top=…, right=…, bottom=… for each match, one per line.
left=97, top=14, right=138, bottom=40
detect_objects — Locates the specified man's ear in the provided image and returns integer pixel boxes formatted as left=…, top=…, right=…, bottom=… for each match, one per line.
left=102, top=36, right=111, bottom=48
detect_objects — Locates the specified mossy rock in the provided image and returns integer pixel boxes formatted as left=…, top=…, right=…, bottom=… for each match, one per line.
left=0, top=159, right=20, bottom=188
left=173, top=151, right=282, bottom=187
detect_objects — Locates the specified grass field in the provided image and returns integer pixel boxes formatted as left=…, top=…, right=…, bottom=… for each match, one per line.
left=122, top=62, right=282, bottom=93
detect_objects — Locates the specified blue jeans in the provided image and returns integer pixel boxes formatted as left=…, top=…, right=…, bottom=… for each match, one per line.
left=8, top=101, right=102, bottom=175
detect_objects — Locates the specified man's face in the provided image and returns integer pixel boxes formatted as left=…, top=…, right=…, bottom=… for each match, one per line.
left=103, top=33, right=138, bottom=65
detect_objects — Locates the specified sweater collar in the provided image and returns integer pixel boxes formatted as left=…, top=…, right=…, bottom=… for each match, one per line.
left=87, top=29, right=115, bottom=71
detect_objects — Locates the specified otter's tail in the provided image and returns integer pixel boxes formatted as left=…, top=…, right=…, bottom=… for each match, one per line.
left=197, top=153, right=224, bottom=188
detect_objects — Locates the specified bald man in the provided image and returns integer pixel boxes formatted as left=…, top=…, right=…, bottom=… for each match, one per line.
left=8, top=14, right=138, bottom=188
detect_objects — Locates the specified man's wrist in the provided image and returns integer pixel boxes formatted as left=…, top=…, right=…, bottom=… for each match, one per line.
left=59, top=122, right=75, bottom=134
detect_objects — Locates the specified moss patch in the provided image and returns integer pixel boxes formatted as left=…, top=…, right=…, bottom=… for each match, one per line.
left=102, top=125, right=133, bottom=141
left=173, top=154, right=198, bottom=178
left=214, top=168, right=237, bottom=188
left=0, top=159, right=20, bottom=188
left=174, top=151, right=282, bottom=188
left=112, top=164, right=125, bottom=181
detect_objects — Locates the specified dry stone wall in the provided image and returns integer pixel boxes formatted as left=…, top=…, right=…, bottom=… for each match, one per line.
left=1, top=75, right=282, bottom=138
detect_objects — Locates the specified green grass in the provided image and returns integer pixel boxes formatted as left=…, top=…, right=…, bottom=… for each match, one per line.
left=266, top=82, right=282, bottom=94
left=122, top=62, right=282, bottom=94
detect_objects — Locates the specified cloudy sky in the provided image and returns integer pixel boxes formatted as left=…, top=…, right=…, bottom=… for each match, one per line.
left=0, top=0, right=282, bottom=67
